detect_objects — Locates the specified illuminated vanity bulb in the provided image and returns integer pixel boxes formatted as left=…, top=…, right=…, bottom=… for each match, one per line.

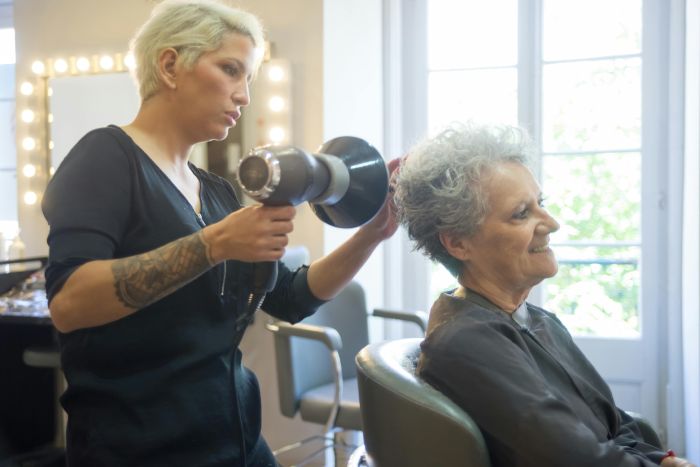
left=53, top=58, right=68, bottom=74
left=268, top=96, right=285, bottom=112
left=20, top=109, right=35, bottom=123
left=267, top=65, right=285, bottom=82
left=20, top=82, right=34, bottom=96
left=268, top=127, right=285, bottom=144
left=49, top=141, right=55, bottom=150
left=124, top=52, right=136, bottom=70
left=99, top=55, right=114, bottom=71
left=47, top=87, right=53, bottom=97
left=22, top=164, right=37, bottom=178
left=22, top=137, right=36, bottom=151
left=76, top=56, right=91, bottom=72
left=23, top=191, right=38, bottom=205
left=49, top=167, right=56, bottom=177
left=31, top=60, right=45, bottom=75
left=48, top=114, right=54, bottom=123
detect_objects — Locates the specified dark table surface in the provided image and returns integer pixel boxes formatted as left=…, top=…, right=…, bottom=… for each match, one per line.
left=0, top=266, right=52, bottom=326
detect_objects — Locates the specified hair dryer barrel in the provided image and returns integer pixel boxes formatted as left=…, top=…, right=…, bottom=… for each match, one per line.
left=236, top=136, right=388, bottom=228
left=237, top=146, right=334, bottom=206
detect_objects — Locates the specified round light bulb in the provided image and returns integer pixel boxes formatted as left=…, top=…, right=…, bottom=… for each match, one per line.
left=49, top=167, right=56, bottom=177
left=268, top=96, right=285, bottom=112
left=267, top=65, right=285, bottom=82
left=48, top=114, right=54, bottom=123
left=24, top=191, right=38, bottom=205
left=124, top=52, right=136, bottom=70
left=31, top=60, right=45, bottom=75
left=21, top=109, right=35, bottom=123
left=22, top=164, right=37, bottom=178
left=268, top=127, right=285, bottom=144
left=99, top=55, right=114, bottom=71
left=49, top=141, right=55, bottom=150
left=76, top=56, right=91, bottom=72
left=22, top=137, right=36, bottom=151
left=20, top=82, right=34, bottom=96
left=53, top=58, right=68, bottom=74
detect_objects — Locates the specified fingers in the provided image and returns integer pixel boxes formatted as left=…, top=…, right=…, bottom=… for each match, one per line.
left=212, top=205, right=298, bottom=263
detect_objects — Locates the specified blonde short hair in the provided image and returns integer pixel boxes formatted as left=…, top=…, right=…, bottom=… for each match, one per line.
left=130, top=0, right=265, bottom=101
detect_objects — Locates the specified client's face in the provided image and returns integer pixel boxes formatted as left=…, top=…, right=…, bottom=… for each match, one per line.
left=461, top=162, right=560, bottom=299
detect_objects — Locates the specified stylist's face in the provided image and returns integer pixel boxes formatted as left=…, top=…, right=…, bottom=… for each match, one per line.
left=177, top=32, right=255, bottom=141
left=458, top=162, right=560, bottom=297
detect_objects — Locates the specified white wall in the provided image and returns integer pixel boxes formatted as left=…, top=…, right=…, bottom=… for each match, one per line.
left=322, top=0, right=386, bottom=315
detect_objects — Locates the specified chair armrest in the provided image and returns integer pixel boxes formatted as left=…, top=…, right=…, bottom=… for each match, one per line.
left=265, top=320, right=343, bottom=352
left=373, top=308, right=428, bottom=333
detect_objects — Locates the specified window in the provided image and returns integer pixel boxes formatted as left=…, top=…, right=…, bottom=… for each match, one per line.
left=404, top=0, right=650, bottom=338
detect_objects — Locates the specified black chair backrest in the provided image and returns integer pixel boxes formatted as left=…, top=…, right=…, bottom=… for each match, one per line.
left=356, top=338, right=491, bottom=467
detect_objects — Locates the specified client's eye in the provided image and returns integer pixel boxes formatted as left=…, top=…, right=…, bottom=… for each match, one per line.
left=513, top=208, right=529, bottom=220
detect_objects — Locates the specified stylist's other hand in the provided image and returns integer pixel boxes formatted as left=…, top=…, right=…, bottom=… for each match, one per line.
left=358, top=157, right=402, bottom=241
left=203, top=205, right=296, bottom=263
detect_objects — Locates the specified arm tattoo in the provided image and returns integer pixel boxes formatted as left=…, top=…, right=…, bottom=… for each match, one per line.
left=112, top=230, right=214, bottom=309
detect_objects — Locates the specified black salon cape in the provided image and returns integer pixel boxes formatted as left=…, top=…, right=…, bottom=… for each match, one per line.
left=418, top=291, right=667, bottom=467
left=42, top=126, right=324, bottom=467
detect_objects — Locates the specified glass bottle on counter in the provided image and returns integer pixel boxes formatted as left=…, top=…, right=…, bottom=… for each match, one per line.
left=8, top=233, right=26, bottom=271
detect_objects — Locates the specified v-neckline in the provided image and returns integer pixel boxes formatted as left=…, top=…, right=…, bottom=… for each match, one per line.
left=111, top=125, right=206, bottom=221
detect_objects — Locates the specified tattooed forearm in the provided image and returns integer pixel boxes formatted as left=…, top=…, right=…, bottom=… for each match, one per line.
left=112, top=230, right=215, bottom=309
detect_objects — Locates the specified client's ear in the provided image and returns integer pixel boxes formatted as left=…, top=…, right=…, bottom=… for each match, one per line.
left=439, top=232, right=471, bottom=261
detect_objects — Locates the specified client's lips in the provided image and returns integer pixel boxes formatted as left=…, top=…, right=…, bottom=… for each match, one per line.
left=530, top=244, right=550, bottom=253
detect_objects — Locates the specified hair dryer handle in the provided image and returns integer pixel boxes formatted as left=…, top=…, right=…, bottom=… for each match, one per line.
left=252, top=260, right=278, bottom=294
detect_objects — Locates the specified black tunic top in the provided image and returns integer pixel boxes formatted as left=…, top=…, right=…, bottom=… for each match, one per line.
left=418, top=290, right=667, bottom=467
left=42, top=126, right=324, bottom=467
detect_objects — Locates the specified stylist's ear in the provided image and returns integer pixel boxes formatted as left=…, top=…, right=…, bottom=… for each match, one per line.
left=439, top=232, right=471, bottom=261
left=158, top=48, right=179, bottom=91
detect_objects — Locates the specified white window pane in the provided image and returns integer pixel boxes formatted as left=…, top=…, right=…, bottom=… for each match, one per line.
left=544, top=247, right=640, bottom=337
left=0, top=171, right=17, bottom=222
left=542, top=58, right=641, bottom=152
left=428, top=0, right=517, bottom=69
left=543, top=0, right=641, bottom=61
left=543, top=153, right=640, bottom=243
left=428, top=68, right=517, bottom=132
left=0, top=101, right=16, bottom=168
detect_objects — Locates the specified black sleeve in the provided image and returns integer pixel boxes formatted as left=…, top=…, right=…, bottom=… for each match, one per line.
left=260, top=262, right=326, bottom=324
left=42, top=128, right=132, bottom=302
left=419, top=321, right=661, bottom=467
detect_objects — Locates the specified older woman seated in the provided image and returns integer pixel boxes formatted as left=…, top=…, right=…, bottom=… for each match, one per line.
left=393, top=122, right=694, bottom=467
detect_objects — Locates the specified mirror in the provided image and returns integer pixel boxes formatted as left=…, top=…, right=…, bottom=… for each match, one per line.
left=46, top=59, right=291, bottom=200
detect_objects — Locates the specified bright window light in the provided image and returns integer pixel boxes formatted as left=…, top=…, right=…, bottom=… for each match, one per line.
left=0, top=29, right=15, bottom=65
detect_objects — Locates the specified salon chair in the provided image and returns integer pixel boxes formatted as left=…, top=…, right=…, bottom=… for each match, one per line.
left=355, top=338, right=665, bottom=467
left=266, top=281, right=427, bottom=464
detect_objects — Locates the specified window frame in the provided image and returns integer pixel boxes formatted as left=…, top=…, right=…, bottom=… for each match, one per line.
left=383, top=0, right=686, bottom=449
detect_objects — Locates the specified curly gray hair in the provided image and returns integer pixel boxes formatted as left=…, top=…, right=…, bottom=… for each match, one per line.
left=394, top=122, right=535, bottom=277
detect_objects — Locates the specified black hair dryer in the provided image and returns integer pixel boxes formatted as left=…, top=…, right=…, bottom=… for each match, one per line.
left=236, top=136, right=389, bottom=311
